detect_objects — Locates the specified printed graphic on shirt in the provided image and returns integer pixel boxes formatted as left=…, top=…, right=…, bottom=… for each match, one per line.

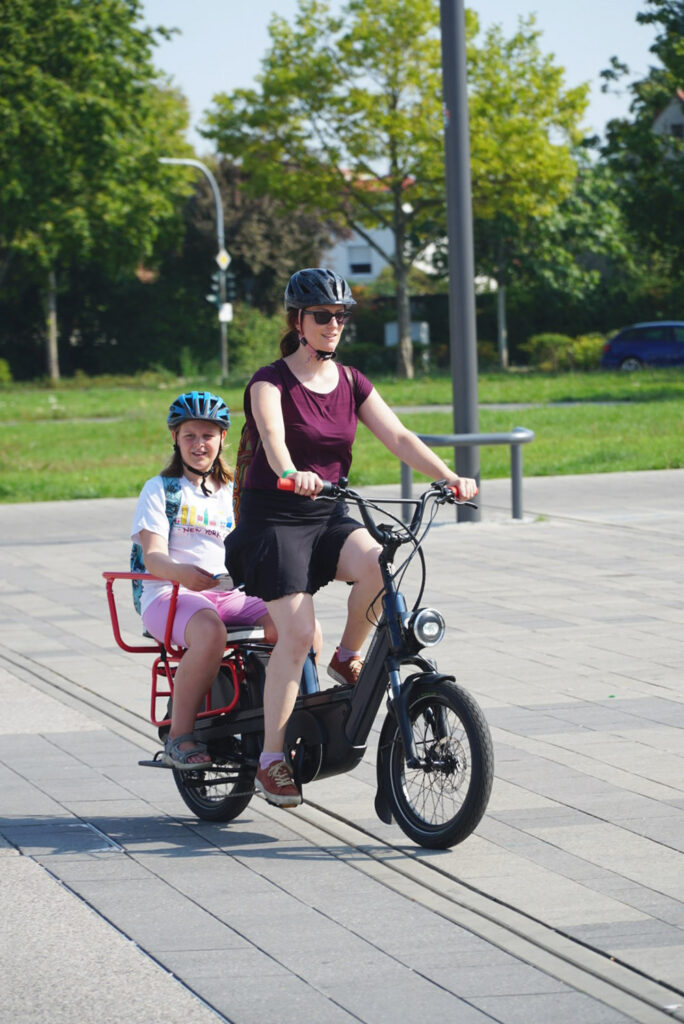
left=175, top=503, right=232, bottom=541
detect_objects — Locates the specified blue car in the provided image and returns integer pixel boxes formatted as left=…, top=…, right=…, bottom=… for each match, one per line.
left=600, top=321, right=684, bottom=371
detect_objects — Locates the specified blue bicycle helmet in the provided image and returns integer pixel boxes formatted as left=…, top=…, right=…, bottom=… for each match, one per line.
left=167, top=391, right=230, bottom=430
left=284, top=268, right=356, bottom=310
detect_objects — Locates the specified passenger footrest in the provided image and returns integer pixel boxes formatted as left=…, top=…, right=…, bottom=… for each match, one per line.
left=138, top=751, right=172, bottom=769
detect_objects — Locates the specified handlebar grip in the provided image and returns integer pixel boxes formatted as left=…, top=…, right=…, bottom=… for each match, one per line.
left=449, top=484, right=478, bottom=499
left=276, top=477, right=337, bottom=496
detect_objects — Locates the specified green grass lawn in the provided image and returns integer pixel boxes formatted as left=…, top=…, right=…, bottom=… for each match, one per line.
left=1, top=368, right=683, bottom=502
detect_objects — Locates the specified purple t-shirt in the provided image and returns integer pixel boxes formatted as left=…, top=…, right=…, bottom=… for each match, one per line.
left=243, top=359, right=373, bottom=489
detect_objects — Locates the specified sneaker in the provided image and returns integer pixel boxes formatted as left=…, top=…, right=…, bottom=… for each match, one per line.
left=327, top=648, right=363, bottom=687
left=255, top=760, right=302, bottom=808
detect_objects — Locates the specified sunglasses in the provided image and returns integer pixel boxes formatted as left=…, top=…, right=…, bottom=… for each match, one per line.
left=303, top=309, right=353, bottom=325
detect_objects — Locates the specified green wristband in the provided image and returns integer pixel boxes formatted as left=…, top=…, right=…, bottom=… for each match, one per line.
left=281, top=469, right=297, bottom=478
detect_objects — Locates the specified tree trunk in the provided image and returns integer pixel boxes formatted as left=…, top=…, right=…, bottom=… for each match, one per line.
left=46, top=268, right=60, bottom=382
left=395, top=263, right=414, bottom=379
left=496, top=279, right=509, bottom=370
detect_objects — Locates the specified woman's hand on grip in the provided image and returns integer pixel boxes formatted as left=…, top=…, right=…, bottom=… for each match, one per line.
left=281, top=470, right=324, bottom=497
left=449, top=475, right=478, bottom=500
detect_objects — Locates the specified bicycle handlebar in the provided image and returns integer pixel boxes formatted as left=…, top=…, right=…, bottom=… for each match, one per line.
left=276, top=476, right=477, bottom=547
left=276, top=476, right=476, bottom=501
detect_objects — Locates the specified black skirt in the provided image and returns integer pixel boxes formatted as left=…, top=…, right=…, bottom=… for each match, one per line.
left=225, top=489, right=364, bottom=601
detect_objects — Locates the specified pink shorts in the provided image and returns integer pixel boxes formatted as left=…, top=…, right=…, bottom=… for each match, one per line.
left=142, top=589, right=268, bottom=649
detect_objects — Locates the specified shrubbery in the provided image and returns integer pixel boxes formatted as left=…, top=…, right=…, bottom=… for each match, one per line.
left=521, top=332, right=605, bottom=372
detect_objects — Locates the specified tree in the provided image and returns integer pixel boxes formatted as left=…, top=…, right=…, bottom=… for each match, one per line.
left=187, top=160, right=341, bottom=315
left=601, top=0, right=684, bottom=268
left=203, top=1, right=589, bottom=377
left=465, top=17, right=588, bottom=367
left=468, top=155, right=636, bottom=362
left=484, top=159, right=642, bottom=355
left=0, top=0, right=193, bottom=380
left=203, top=0, right=447, bottom=378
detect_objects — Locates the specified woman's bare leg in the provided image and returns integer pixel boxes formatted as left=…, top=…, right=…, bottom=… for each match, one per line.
left=335, top=529, right=383, bottom=652
left=261, top=592, right=317, bottom=754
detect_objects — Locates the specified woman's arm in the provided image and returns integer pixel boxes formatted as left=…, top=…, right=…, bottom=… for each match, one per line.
left=139, top=530, right=216, bottom=591
left=250, top=380, right=322, bottom=495
left=358, top=389, right=478, bottom=498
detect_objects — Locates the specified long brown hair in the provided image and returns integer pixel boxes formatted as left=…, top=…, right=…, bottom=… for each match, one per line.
left=161, top=425, right=234, bottom=484
left=280, top=308, right=301, bottom=357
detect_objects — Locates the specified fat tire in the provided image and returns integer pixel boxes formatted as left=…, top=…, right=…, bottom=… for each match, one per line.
left=171, top=658, right=263, bottom=822
left=378, top=678, right=493, bottom=849
left=172, top=760, right=256, bottom=822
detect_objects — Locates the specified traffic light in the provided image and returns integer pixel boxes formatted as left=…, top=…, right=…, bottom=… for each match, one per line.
left=205, top=271, right=221, bottom=307
left=225, top=271, right=237, bottom=302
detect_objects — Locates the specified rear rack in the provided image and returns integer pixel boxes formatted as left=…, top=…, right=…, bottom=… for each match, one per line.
left=102, top=571, right=267, bottom=726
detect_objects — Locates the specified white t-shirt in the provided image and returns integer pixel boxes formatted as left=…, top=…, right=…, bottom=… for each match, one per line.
left=131, top=475, right=233, bottom=615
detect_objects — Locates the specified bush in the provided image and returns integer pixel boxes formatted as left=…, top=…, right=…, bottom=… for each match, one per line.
left=228, top=305, right=283, bottom=377
left=0, top=358, right=12, bottom=385
left=521, top=332, right=606, bottom=371
left=570, top=333, right=605, bottom=370
left=522, top=333, right=575, bottom=371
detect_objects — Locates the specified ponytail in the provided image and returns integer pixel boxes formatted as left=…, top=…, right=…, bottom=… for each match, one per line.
left=280, top=308, right=301, bottom=357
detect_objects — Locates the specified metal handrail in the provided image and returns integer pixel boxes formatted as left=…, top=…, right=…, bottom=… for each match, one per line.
left=400, top=426, right=535, bottom=521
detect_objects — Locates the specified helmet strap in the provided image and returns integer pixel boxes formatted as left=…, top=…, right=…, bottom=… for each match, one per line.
left=299, top=336, right=335, bottom=361
left=173, top=441, right=221, bottom=496
left=297, top=314, right=335, bottom=360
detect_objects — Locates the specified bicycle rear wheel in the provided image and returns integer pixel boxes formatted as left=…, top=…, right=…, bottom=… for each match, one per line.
left=377, top=678, right=493, bottom=849
left=172, top=756, right=256, bottom=822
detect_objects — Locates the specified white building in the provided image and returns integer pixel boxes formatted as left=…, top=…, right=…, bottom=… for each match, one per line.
left=322, top=227, right=394, bottom=282
left=652, top=88, right=684, bottom=139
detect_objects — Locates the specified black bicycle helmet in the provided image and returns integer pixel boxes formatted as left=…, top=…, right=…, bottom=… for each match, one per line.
left=167, top=391, right=230, bottom=430
left=284, top=268, right=356, bottom=310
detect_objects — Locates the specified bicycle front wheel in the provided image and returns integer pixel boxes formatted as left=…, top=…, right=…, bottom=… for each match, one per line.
left=378, top=678, right=493, bottom=849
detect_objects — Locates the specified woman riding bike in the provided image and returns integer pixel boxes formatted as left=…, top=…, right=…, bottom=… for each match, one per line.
left=224, top=268, right=477, bottom=808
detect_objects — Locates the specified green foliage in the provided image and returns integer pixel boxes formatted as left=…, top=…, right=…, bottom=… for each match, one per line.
left=227, top=305, right=283, bottom=377
left=203, top=0, right=588, bottom=379
left=468, top=16, right=588, bottom=225
left=0, top=0, right=194, bottom=378
left=0, top=359, right=12, bottom=385
left=186, top=160, right=338, bottom=316
left=204, top=0, right=446, bottom=376
left=521, top=331, right=605, bottom=372
left=458, top=13, right=591, bottom=348
left=521, top=333, right=576, bottom=372
left=0, top=0, right=192, bottom=271
left=601, top=0, right=684, bottom=264
left=571, top=334, right=606, bottom=370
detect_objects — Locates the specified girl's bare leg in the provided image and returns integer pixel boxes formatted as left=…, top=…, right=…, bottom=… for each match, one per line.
left=170, top=609, right=227, bottom=762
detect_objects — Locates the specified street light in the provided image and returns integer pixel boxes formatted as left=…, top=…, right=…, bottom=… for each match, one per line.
left=439, top=0, right=480, bottom=523
left=159, top=157, right=230, bottom=379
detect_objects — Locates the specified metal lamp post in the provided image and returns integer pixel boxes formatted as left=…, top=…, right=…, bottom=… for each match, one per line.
left=439, top=0, right=481, bottom=522
left=159, top=157, right=230, bottom=379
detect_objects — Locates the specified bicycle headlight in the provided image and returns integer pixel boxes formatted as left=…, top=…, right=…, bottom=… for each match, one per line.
left=406, top=608, right=446, bottom=647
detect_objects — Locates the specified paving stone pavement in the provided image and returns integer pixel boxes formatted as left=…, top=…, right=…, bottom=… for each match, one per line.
left=0, top=469, right=683, bottom=1023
